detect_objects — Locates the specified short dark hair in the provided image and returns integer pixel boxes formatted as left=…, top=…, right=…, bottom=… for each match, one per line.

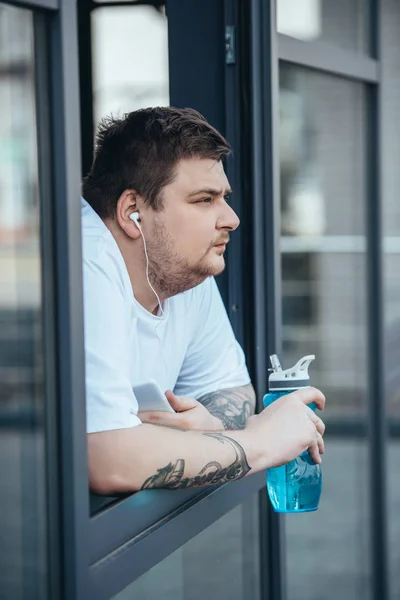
left=82, top=107, right=231, bottom=219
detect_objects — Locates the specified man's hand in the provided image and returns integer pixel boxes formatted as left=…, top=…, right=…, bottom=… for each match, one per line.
left=89, top=385, right=326, bottom=494
left=245, top=386, right=326, bottom=469
left=138, top=390, right=223, bottom=431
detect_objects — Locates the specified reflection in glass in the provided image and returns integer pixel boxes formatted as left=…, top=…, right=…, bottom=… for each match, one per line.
left=0, top=3, right=47, bottom=598
left=279, top=64, right=370, bottom=600
left=277, top=0, right=369, bottom=54
left=91, top=4, right=169, bottom=127
left=285, top=439, right=370, bottom=600
left=113, top=495, right=261, bottom=600
left=280, top=65, right=368, bottom=419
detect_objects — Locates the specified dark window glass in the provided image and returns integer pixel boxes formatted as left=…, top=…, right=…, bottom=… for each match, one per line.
left=279, top=64, right=371, bottom=600
left=112, top=495, right=261, bottom=600
left=277, top=0, right=370, bottom=54
left=280, top=64, right=368, bottom=419
left=0, top=4, right=48, bottom=598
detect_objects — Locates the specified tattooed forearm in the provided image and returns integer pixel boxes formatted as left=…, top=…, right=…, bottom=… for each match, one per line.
left=197, top=383, right=256, bottom=430
left=140, top=432, right=251, bottom=490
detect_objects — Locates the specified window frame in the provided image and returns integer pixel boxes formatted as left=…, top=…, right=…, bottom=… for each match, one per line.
left=80, top=0, right=276, bottom=596
left=14, top=0, right=275, bottom=597
left=79, top=0, right=284, bottom=596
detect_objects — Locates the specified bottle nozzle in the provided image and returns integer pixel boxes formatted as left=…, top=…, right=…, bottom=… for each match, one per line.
left=268, top=353, right=316, bottom=391
left=270, top=354, right=283, bottom=372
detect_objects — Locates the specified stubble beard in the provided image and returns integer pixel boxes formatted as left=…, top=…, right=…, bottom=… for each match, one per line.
left=145, top=220, right=225, bottom=298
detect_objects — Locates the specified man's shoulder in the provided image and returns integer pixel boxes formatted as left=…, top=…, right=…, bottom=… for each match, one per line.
left=81, top=197, right=109, bottom=261
left=81, top=198, right=130, bottom=296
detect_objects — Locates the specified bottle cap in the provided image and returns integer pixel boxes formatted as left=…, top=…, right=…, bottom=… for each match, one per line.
left=268, top=354, right=315, bottom=391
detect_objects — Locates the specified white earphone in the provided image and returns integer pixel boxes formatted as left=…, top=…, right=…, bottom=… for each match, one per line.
left=129, top=211, right=141, bottom=229
left=129, top=211, right=164, bottom=317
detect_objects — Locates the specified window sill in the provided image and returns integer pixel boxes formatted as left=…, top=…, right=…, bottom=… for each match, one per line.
left=88, top=471, right=265, bottom=598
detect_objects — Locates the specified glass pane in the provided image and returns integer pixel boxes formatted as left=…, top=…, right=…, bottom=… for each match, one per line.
left=381, top=1, right=400, bottom=597
left=279, top=64, right=370, bottom=600
left=0, top=3, right=47, bottom=599
left=277, top=0, right=369, bottom=54
left=91, top=4, right=169, bottom=127
left=285, top=439, right=370, bottom=600
left=113, top=494, right=261, bottom=600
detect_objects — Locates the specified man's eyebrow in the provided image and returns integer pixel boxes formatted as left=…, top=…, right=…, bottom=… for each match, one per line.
left=188, top=187, right=232, bottom=197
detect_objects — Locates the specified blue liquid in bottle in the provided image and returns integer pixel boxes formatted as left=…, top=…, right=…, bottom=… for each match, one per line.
left=264, top=356, right=322, bottom=513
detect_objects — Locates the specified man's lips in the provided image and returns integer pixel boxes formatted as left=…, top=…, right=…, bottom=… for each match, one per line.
left=214, top=238, right=230, bottom=247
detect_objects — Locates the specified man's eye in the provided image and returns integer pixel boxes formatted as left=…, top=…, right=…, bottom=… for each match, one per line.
left=224, top=194, right=231, bottom=203
left=196, top=197, right=212, bottom=204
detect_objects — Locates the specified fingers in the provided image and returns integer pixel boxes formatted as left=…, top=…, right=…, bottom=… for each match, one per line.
left=306, top=406, right=326, bottom=435
left=165, top=390, right=198, bottom=412
left=295, top=387, right=326, bottom=410
left=306, top=406, right=325, bottom=459
left=307, top=428, right=324, bottom=463
left=308, top=438, right=322, bottom=464
left=317, top=432, right=325, bottom=455
left=138, top=410, right=184, bottom=427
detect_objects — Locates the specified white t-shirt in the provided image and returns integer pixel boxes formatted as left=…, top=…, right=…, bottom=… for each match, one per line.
left=81, top=198, right=251, bottom=433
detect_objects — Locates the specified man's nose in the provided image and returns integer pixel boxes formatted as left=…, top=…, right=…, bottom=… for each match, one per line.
left=218, top=204, right=240, bottom=231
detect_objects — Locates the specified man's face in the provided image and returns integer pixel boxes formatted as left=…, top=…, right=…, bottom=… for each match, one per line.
left=143, top=158, right=240, bottom=297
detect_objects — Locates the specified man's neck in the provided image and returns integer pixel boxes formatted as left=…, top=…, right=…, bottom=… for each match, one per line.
left=105, top=218, right=162, bottom=315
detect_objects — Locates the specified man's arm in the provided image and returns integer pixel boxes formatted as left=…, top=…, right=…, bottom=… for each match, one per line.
left=139, top=384, right=256, bottom=432
left=173, top=278, right=253, bottom=419
left=88, top=387, right=326, bottom=495
left=197, top=383, right=256, bottom=430
left=88, top=425, right=252, bottom=494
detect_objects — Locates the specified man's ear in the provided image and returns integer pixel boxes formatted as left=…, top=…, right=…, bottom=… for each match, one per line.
left=116, top=189, right=143, bottom=239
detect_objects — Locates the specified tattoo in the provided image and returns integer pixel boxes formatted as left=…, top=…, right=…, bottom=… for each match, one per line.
left=140, top=432, right=251, bottom=490
left=197, top=383, right=256, bottom=430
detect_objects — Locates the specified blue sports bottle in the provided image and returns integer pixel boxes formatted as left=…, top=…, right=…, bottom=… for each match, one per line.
left=263, top=354, right=322, bottom=513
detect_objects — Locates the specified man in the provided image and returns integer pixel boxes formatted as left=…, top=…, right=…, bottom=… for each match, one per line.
left=83, top=107, right=325, bottom=494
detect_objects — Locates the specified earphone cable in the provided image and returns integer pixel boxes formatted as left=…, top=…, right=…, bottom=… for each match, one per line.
left=139, top=227, right=164, bottom=317
left=136, top=220, right=168, bottom=380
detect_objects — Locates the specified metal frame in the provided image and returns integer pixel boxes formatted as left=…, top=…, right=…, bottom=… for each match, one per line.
left=77, top=0, right=94, bottom=177
left=9, top=0, right=58, bottom=10
left=248, top=2, right=286, bottom=599
left=224, top=3, right=266, bottom=598
left=366, top=1, right=389, bottom=598
left=48, top=0, right=91, bottom=598
left=224, top=0, right=246, bottom=342
left=2, top=0, right=90, bottom=598
left=89, top=476, right=265, bottom=564
left=34, top=10, right=63, bottom=599
left=89, top=474, right=265, bottom=599
left=278, top=34, right=379, bottom=83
